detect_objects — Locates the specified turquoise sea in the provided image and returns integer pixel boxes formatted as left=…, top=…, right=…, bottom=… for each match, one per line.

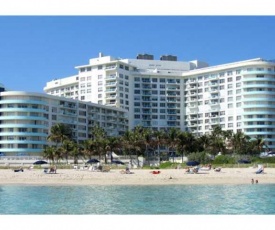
left=0, top=184, right=275, bottom=215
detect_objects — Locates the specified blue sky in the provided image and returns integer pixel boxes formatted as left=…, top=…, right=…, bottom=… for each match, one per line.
left=0, top=16, right=275, bottom=93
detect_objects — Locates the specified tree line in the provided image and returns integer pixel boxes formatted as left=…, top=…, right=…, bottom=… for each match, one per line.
left=43, top=124, right=267, bottom=165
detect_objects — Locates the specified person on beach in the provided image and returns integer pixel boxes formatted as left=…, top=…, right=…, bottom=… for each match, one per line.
left=251, top=178, right=254, bottom=184
left=255, top=179, right=258, bottom=184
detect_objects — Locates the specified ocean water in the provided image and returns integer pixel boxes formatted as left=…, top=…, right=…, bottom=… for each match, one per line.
left=0, top=184, right=275, bottom=215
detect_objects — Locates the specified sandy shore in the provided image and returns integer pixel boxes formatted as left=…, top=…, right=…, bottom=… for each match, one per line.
left=0, top=167, right=274, bottom=186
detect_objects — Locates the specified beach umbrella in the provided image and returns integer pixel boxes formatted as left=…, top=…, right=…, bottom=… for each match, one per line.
left=86, top=159, right=100, bottom=164
left=33, top=160, right=48, bottom=165
left=238, top=159, right=251, bottom=164
left=111, top=160, right=125, bottom=165
left=186, top=161, right=200, bottom=166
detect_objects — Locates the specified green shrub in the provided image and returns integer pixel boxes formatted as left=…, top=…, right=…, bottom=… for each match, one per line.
left=187, top=152, right=212, bottom=164
left=213, top=155, right=236, bottom=164
left=251, top=157, right=275, bottom=164
left=159, top=162, right=178, bottom=169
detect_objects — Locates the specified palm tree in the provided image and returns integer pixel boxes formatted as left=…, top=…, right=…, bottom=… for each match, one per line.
left=209, top=126, right=226, bottom=156
left=69, top=141, right=83, bottom=164
left=197, top=134, right=211, bottom=152
left=140, top=128, right=153, bottom=163
left=81, top=139, right=96, bottom=160
left=166, top=127, right=180, bottom=162
left=61, top=139, right=75, bottom=164
left=47, top=123, right=73, bottom=146
left=230, top=131, right=250, bottom=155
left=250, top=137, right=267, bottom=155
left=105, top=136, right=121, bottom=162
left=151, top=130, right=166, bottom=164
left=176, top=131, right=196, bottom=163
left=90, top=125, right=107, bottom=162
left=43, top=146, right=61, bottom=164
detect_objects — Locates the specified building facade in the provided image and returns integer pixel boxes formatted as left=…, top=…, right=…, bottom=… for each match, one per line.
left=44, top=54, right=275, bottom=150
left=0, top=91, right=128, bottom=156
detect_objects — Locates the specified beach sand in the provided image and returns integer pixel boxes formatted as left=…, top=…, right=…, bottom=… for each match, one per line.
left=0, top=167, right=274, bottom=185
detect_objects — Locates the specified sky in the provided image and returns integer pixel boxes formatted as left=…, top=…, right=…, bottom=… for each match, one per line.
left=0, top=1, right=275, bottom=96
left=1, top=16, right=275, bottom=93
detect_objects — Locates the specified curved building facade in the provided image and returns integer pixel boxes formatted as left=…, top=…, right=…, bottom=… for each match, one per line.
left=0, top=91, right=128, bottom=156
left=183, top=58, right=275, bottom=150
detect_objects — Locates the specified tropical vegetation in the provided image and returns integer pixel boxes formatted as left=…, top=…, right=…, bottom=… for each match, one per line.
left=43, top=124, right=270, bottom=166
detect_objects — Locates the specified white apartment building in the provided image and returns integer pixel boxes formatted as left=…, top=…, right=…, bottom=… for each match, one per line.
left=44, top=53, right=208, bottom=131
left=44, top=54, right=275, bottom=150
left=0, top=91, right=128, bottom=156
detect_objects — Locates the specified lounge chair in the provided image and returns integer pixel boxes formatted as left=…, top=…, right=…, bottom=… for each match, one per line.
left=255, top=165, right=264, bottom=174
left=256, top=168, right=264, bottom=174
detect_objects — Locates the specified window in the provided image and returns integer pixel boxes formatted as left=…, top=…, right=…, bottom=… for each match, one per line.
left=228, top=103, right=233, bottom=108
left=228, top=77, right=233, bottom=82
left=98, top=65, right=102, bottom=70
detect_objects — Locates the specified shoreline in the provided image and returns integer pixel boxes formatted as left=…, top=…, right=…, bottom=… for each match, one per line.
left=0, top=167, right=274, bottom=186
